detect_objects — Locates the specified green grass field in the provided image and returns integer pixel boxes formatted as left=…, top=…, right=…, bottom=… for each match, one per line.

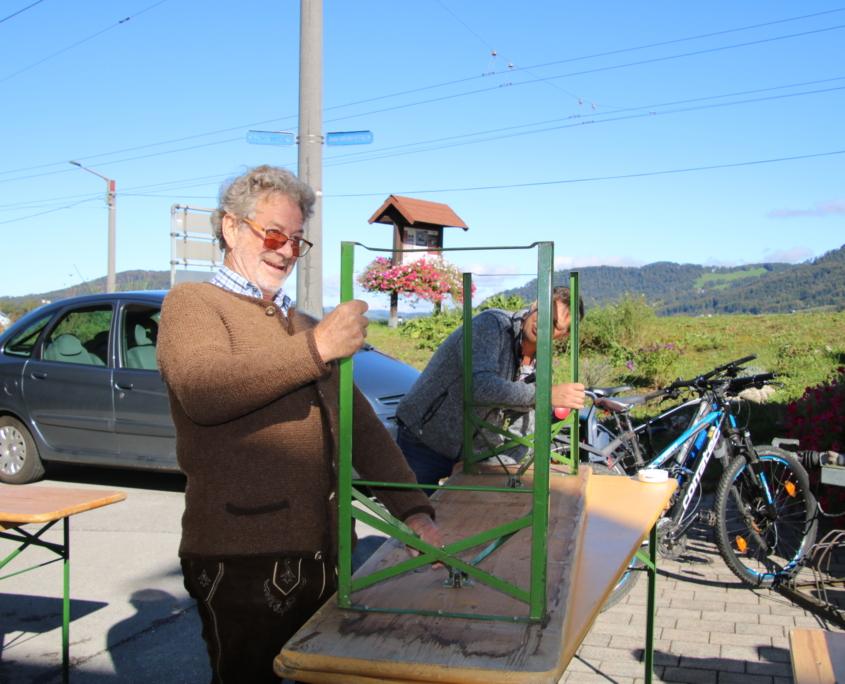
left=367, top=310, right=845, bottom=446
left=693, top=267, right=768, bottom=290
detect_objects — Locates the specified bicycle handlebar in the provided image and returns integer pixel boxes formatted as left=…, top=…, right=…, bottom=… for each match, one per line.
left=725, top=372, right=778, bottom=393
left=657, top=369, right=776, bottom=396
left=701, top=354, right=757, bottom=380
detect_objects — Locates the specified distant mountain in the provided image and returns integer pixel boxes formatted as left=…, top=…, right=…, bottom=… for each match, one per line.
left=0, top=272, right=430, bottom=321
left=0, top=270, right=171, bottom=307
left=497, top=244, right=845, bottom=315
left=5, top=246, right=844, bottom=318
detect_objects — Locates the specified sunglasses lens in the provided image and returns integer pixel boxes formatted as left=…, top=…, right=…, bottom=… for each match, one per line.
left=264, top=231, right=300, bottom=256
left=261, top=229, right=308, bottom=256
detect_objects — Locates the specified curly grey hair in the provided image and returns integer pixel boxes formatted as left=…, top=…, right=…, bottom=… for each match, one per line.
left=211, top=165, right=316, bottom=250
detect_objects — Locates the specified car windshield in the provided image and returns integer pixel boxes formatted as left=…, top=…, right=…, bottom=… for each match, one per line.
left=3, top=311, right=53, bottom=358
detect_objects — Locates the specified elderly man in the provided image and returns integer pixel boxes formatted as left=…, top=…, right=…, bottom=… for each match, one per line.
left=396, top=287, right=585, bottom=491
left=157, top=165, right=441, bottom=684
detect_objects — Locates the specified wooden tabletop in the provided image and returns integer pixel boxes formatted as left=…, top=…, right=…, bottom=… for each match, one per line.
left=789, top=629, right=845, bottom=684
left=0, top=484, right=126, bottom=531
left=276, top=468, right=676, bottom=684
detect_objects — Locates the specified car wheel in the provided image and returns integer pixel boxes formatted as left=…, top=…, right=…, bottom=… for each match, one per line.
left=0, top=416, right=46, bottom=484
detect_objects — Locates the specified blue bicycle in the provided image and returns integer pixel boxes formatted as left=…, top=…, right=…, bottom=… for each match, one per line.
left=585, top=356, right=818, bottom=587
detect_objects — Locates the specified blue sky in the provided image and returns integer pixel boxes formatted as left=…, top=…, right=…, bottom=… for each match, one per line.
left=1, top=0, right=843, bottom=311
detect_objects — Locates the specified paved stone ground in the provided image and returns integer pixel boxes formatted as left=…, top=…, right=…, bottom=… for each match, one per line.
left=560, top=496, right=845, bottom=684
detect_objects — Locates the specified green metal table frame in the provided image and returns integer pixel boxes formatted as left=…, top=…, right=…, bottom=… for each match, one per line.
left=336, top=240, right=660, bottom=682
left=0, top=518, right=72, bottom=683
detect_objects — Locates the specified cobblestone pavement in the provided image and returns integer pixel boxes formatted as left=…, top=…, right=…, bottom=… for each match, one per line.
left=560, top=500, right=844, bottom=684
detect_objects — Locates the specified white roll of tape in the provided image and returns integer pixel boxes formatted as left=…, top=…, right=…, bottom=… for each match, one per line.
left=637, top=469, right=669, bottom=483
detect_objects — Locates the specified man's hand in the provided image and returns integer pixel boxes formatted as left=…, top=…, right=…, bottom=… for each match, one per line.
left=551, top=382, right=586, bottom=409
left=312, top=300, right=370, bottom=363
left=404, top=513, right=445, bottom=569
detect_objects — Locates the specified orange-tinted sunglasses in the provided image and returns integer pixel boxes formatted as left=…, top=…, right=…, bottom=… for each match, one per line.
left=241, top=217, right=314, bottom=256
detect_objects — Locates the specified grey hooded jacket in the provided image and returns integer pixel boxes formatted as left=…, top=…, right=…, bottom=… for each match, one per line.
left=395, top=308, right=536, bottom=461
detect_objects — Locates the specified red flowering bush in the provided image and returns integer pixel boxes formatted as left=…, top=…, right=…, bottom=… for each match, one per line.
left=783, top=366, right=845, bottom=452
left=357, top=256, right=475, bottom=307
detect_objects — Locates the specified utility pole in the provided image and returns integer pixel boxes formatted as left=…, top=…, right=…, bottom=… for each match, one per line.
left=70, top=161, right=116, bottom=293
left=296, top=0, right=323, bottom=318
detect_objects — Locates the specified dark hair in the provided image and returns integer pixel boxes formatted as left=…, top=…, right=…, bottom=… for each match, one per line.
left=552, top=286, right=585, bottom=321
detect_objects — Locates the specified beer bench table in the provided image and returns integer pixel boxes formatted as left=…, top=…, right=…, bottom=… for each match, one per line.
left=275, top=468, right=676, bottom=684
left=0, top=484, right=127, bottom=683
left=789, top=628, right=845, bottom=684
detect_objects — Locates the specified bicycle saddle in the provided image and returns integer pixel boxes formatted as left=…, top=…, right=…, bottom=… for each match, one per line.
left=588, top=385, right=634, bottom=398
left=594, top=395, right=645, bottom=412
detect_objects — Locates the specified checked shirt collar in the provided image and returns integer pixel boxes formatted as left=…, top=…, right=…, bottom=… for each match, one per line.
left=209, top=265, right=292, bottom=315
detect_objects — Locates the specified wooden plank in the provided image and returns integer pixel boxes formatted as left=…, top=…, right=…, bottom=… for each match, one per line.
left=563, top=475, right=676, bottom=662
left=275, top=665, right=421, bottom=684
left=0, top=485, right=126, bottom=524
left=278, top=468, right=589, bottom=684
left=789, top=629, right=845, bottom=684
left=276, top=471, right=676, bottom=684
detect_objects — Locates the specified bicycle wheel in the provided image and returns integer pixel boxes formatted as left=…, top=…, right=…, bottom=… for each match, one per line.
left=714, top=446, right=817, bottom=587
left=589, top=463, right=643, bottom=610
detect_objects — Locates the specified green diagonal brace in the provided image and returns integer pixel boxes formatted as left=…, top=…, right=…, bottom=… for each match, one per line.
left=351, top=506, right=531, bottom=600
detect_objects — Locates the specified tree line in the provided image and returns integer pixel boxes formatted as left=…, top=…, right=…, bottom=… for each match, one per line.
left=497, top=244, right=844, bottom=316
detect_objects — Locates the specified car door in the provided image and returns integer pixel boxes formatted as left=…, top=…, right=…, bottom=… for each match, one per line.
left=112, top=300, right=177, bottom=468
left=22, top=303, right=118, bottom=457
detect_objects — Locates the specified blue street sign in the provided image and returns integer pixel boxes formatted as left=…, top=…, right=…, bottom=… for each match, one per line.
left=325, top=131, right=373, bottom=146
left=246, top=130, right=296, bottom=147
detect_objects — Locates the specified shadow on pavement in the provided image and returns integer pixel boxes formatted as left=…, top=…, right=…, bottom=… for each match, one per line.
left=0, top=593, right=108, bottom=684
left=43, top=462, right=187, bottom=493
left=0, top=592, right=107, bottom=645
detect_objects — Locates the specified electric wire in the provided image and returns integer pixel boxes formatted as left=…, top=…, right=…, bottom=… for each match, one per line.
left=432, top=0, right=593, bottom=105
left=313, top=23, right=845, bottom=133
left=2, top=76, right=842, bottom=211
left=432, top=0, right=494, bottom=51
left=325, top=150, right=845, bottom=198
left=2, top=148, right=841, bottom=219
left=0, top=198, right=100, bottom=226
left=0, top=0, right=169, bottom=85
left=1, top=8, right=842, bottom=179
left=0, top=0, right=44, bottom=24
left=318, top=77, right=845, bottom=167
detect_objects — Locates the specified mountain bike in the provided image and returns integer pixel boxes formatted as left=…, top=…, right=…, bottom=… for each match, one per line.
left=582, top=357, right=818, bottom=588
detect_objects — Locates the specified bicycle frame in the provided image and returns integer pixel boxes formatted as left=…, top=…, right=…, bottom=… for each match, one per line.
left=602, top=391, right=733, bottom=546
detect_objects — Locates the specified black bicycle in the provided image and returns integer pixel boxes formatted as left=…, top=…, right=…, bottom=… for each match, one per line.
left=572, top=357, right=818, bottom=588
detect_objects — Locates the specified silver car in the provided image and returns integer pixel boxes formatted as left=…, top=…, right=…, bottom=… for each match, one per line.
left=0, top=291, right=419, bottom=484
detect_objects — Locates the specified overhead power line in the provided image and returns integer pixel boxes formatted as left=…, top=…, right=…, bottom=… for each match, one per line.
left=5, top=149, right=843, bottom=218
left=326, top=150, right=845, bottom=197
left=320, top=79, right=845, bottom=168
left=0, top=0, right=45, bottom=24
left=315, top=23, right=845, bottom=132
left=0, top=197, right=99, bottom=226
left=2, top=76, right=842, bottom=210
left=430, top=2, right=845, bottom=108
left=1, top=7, right=842, bottom=179
left=0, top=0, right=168, bottom=85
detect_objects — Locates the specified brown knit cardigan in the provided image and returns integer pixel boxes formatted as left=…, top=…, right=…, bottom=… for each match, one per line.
left=157, top=283, right=434, bottom=561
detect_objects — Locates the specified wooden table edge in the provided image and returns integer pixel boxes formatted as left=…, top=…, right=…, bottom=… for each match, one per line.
left=0, top=490, right=127, bottom=524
